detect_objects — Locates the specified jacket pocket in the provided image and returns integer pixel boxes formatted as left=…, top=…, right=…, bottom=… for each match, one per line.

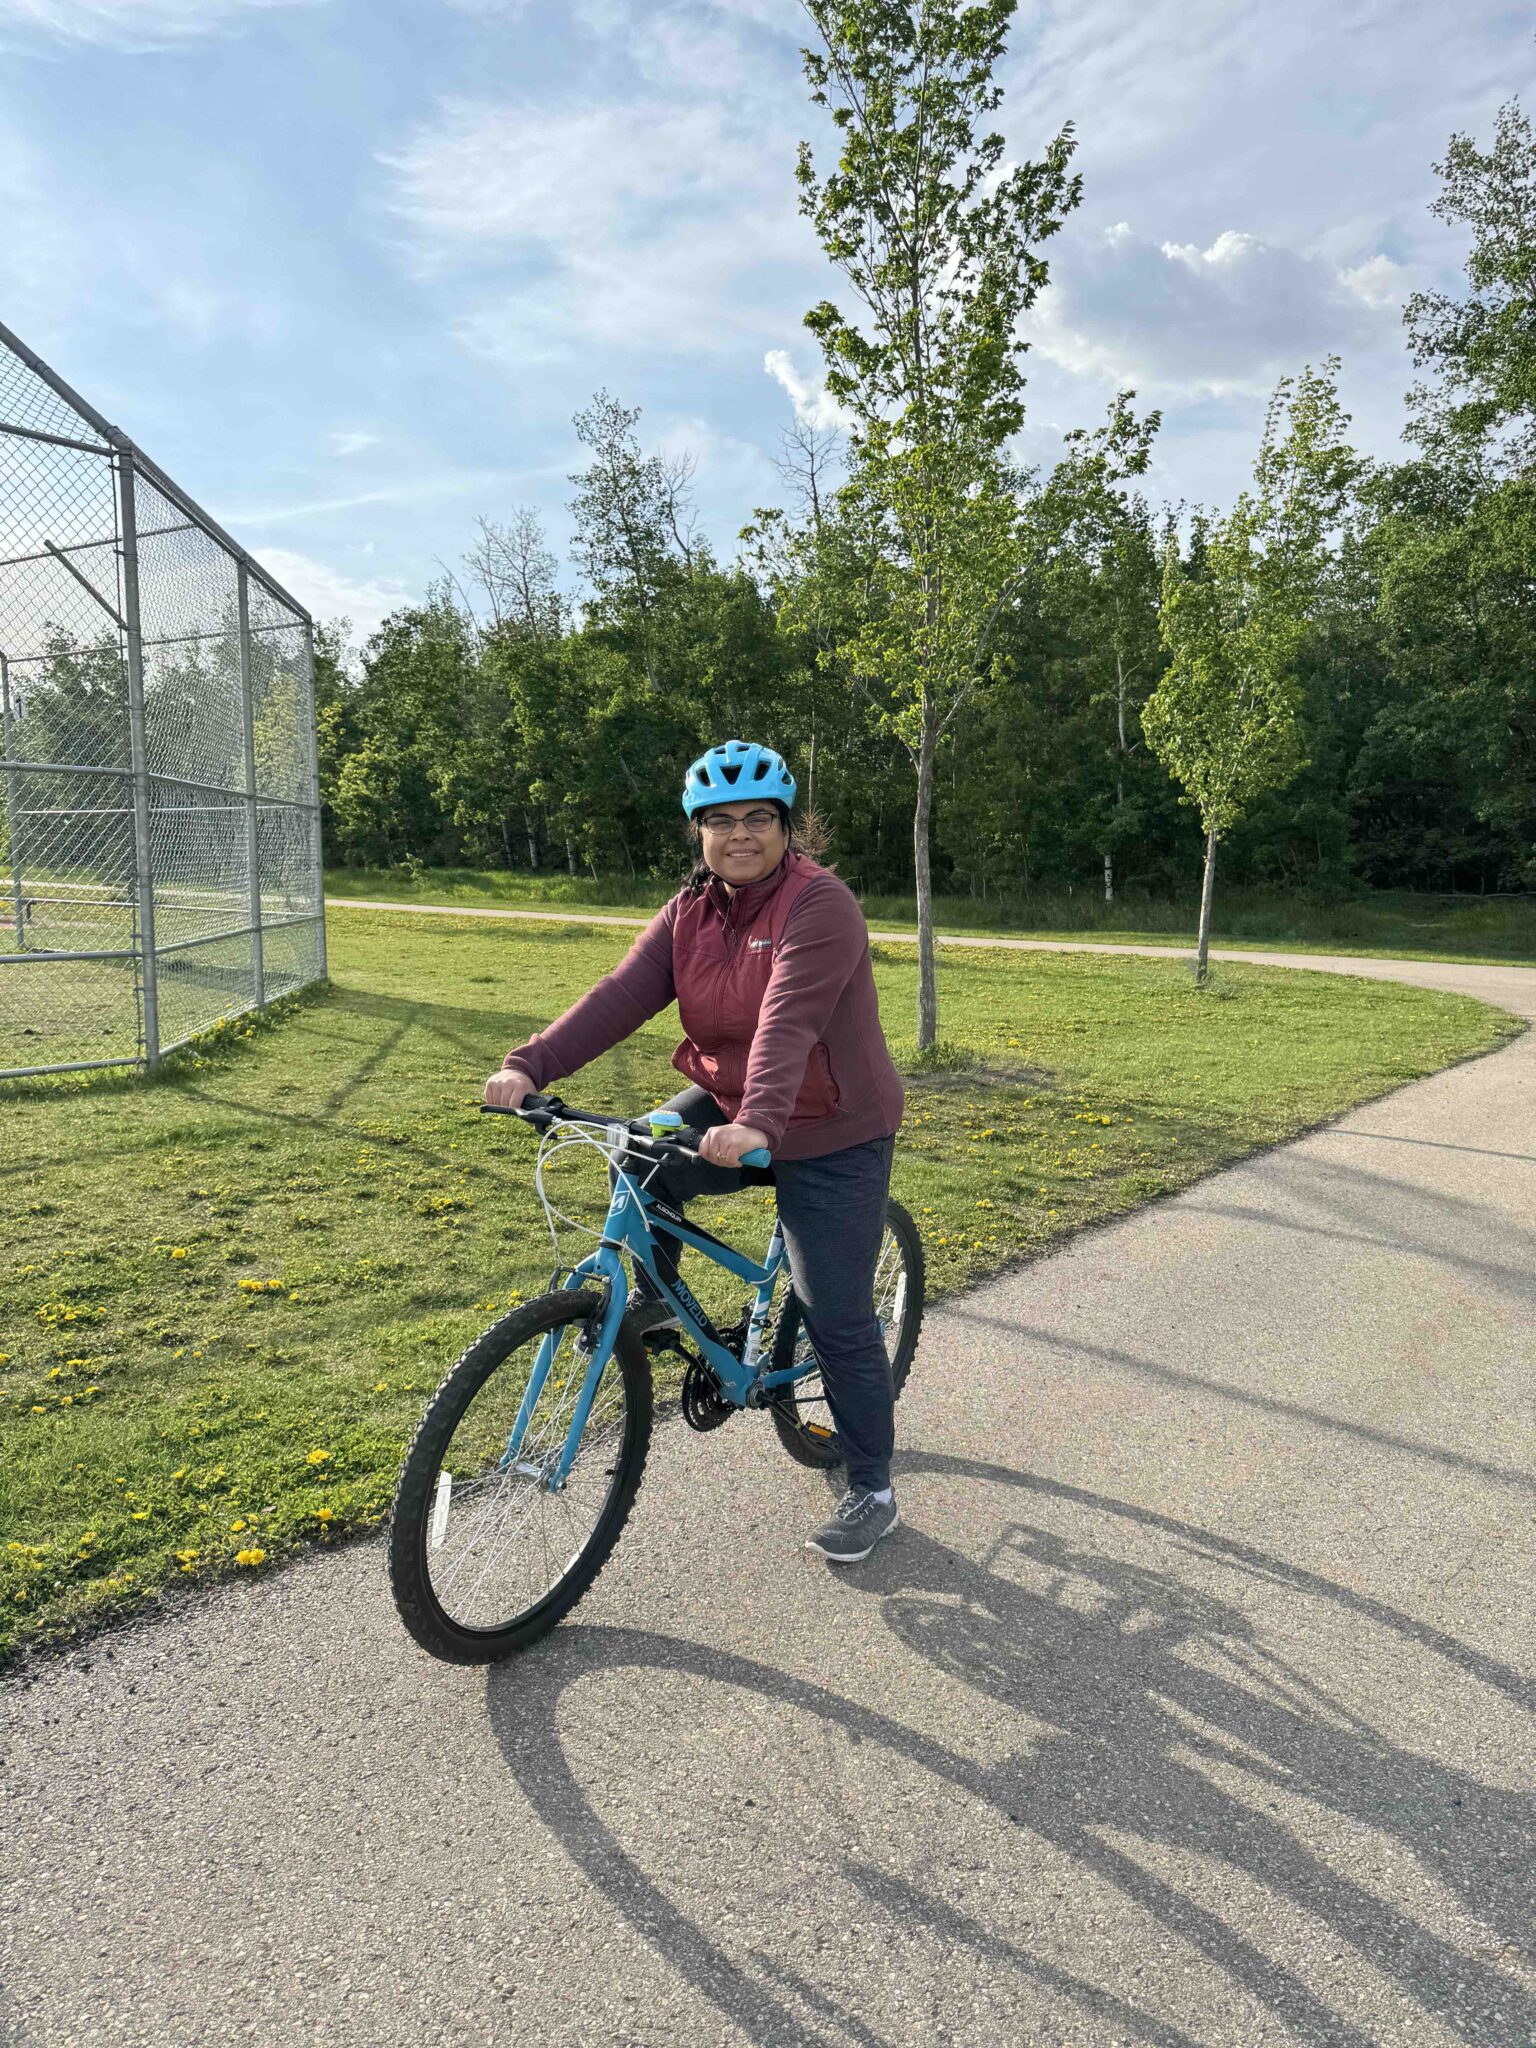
left=788, top=1041, right=840, bottom=1127
left=674, top=1039, right=747, bottom=1112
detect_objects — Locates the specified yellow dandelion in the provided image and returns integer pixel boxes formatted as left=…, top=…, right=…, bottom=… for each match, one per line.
left=170, top=1248, right=188, bottom=1259
left=314, top=1507, right=334, bottom=1523
left=306, top=1448, right=331, bottom=1466
left=230, top=1519, right=247, bottom=1533
left=234, top=1547, right=266, bottom=1567
left=130, top=1510, right=150, bottom=1521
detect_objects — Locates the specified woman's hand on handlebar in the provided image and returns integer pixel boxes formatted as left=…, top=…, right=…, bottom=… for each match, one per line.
left=485, top=1067, right=537, bottom=1111
left=698, top=1121, right=771, bottom=1169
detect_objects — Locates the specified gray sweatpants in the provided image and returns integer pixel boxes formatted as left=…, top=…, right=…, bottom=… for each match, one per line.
left=639, top=1085, right=897, bottom=1494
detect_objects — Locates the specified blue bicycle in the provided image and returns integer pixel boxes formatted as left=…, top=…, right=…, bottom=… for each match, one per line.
left=389, top=1093, right=925, bottom=1664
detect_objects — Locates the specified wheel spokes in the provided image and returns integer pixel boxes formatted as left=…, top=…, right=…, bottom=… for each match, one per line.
left=424, top=1323, right=628, bottom=1633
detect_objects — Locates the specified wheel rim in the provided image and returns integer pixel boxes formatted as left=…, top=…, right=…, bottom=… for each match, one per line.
left=778, top=1218, right=909, bottom=1441
left=422, top=1318, right=629, bottom=1634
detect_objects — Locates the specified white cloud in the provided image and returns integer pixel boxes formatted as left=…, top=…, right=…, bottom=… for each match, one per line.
left=227, top=469, right=537, bottom=527
left=1340, top=254, right=1414, bottom=311
left=255, top=547, right=411, bottom=639
left=328, top=428, right=380, bottom=457
left=653, top=411, right=776, bottom=496
left=1029, top=221, right=1403, bottom=397
left=0, top=0, right=323, bottom=47
left=386, top=84, right=816, bottom=371
left=763, top=348, right=849, bottom=431
left=384, top=96, right=789, bottom=265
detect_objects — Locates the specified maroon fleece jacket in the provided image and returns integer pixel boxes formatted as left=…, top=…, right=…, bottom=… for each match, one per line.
left=501, top=853, right=903, bottom=1161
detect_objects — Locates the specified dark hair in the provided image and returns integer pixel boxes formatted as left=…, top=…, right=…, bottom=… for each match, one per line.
left=682, top=801, right=832, bottom=895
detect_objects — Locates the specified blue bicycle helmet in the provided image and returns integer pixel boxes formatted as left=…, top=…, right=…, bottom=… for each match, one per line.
left=682, top=739, right=797, bottom=818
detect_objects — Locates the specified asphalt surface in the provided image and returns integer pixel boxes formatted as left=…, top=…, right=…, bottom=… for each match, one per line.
left=4, top=948, right=1534, bottom=2048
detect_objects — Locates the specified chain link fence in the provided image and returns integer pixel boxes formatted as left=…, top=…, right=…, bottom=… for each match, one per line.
left=0, top=321, right=325, bottom=1080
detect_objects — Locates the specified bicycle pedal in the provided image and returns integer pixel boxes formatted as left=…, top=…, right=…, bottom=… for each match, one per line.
left=641, top=1328, right=688, bottom=1358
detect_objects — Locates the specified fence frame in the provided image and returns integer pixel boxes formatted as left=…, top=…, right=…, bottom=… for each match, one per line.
left=0, top=319, right=327, bottom=1080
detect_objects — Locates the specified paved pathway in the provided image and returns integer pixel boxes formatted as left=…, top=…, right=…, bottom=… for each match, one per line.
left=4, top=946, right=1534, bottom=2048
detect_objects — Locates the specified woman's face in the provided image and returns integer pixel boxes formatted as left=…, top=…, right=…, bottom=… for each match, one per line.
left=698, top=801, right=790, bottom=887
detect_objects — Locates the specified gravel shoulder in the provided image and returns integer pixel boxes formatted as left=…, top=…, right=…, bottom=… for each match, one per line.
left=3, top=951, right=1533, bottom=2048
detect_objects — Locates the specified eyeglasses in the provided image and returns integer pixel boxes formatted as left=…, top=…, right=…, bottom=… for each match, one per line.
left=698, top=809, right=782, bottom=835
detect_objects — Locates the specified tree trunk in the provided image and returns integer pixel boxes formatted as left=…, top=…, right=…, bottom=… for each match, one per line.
left=1103, top=851, right=1114, bottom=903
left=1196, top=827, right=1217, bottom=984
left=566, top=834, right=578, bottom=876
left=914, top=708, right=938, bottom=1049
left=524, top=809, right=539, bottom=870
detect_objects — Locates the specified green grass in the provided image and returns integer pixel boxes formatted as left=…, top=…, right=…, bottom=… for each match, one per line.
left=324, top=865, right=677, bottom=911
left=324, top=865, right=1536, bottom=966
left=0, top=909, right=1522, bottom=1662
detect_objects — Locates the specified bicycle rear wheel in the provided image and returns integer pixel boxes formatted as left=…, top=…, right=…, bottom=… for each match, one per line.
left=389, top=1291, right=651, bottom=1664
left=769, top=1197, right=925, bottom=1471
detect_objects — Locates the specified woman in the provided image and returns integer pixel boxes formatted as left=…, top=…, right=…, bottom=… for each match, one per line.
left=484, top=739, right=906, bottom=1562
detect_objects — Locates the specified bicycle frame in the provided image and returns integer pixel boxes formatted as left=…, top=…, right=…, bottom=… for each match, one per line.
left=504, top=1130, right=808, bottom=1489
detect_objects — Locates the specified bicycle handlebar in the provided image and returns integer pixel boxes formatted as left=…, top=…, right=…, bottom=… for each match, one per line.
left=480, top=1093, right=772, bottom=1169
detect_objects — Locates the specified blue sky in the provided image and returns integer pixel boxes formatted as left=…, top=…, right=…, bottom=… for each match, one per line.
left=2, top=0, right=1531, bottom=642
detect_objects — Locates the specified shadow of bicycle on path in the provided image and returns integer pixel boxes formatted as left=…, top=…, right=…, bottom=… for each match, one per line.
left=486, top=1456, right=1533, bottom=2048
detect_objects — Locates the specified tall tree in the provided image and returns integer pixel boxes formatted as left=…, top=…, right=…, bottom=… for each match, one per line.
left=464, top=511, right=565, bottom=642
left=793, top=0, right=1080, bottom=1045
left=569, top=392, right=697, bottom=687
left=1144, top=361, right=1361, bottom=979
left=1405, top=97, right=1536, bottom=475
left=1373, top=96, right=1536, bottom=885
left=1030, top=392, right=1164, bottom=902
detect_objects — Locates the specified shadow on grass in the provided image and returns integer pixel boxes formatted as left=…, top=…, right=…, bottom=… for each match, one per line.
left=488, top=1460, right=1534, bottom=2048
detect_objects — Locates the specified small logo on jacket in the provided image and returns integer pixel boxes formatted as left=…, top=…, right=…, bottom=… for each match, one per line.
left=748, top=937, right=772, bottom=951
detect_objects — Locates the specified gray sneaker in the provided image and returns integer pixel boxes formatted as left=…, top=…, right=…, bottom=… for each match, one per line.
left=805, top=1488, right=899, bottom=1563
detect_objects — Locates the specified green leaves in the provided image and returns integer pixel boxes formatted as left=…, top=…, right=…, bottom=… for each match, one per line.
left=1406, top=98, right=1536, bottom=474
left=1144, top=361, right=1359, bottom=845
left=791, top=0, right=1082, bottom=1039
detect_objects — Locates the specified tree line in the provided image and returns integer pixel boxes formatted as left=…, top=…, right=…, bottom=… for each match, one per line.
left=314, top=3, right=1533, bottom=1033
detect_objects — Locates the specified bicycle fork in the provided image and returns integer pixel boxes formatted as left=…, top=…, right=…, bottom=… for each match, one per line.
left=498, top=1252, right=629, bottom=1492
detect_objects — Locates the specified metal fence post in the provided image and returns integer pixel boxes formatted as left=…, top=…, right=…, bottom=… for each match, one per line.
left=302, top=618, right=328, bottom=980
left=237, top=562, right=265, bottom=1007
left=118, top=449, right=160, bottom=1067
left=0, top=652, right=25, bottom=951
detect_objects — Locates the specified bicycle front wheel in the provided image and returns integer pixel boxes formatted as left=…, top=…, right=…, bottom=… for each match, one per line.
left=389, top=1291, right=651, bottom=1664
left=769, top=1196, right=926, bottom=1471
